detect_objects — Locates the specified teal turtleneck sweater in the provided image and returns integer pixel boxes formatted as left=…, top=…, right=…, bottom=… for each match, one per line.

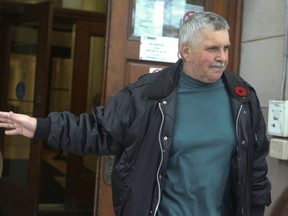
left=157, top=70, right=237, bottom=216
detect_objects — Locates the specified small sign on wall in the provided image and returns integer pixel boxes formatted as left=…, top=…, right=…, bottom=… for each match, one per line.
left=149, top=67, right=163, bottom=73
left=139, top=35, right=179, bottom=63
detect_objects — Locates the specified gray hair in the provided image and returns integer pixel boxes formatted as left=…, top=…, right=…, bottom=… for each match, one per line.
left=178, top=11, right=230, bottom=50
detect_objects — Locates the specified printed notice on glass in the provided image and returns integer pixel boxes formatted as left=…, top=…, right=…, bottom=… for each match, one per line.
left=133, top=1, right=164, bottom=37
left=140, top=35, right=179, bottom=63
left=133, top=0, right=204, bottom=38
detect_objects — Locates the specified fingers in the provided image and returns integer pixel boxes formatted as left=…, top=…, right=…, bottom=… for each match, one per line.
left=4, top=129, right=19, bottom=136
left=0, top=111, right=19, bottom=135
left=0, top=112, right=13, bottom=126
left=0, top=112, right=11, bottom=122
left=0, top=122, right=15, bottom=129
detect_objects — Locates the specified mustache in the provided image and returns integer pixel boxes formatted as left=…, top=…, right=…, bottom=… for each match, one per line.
left=210, top=62, right=226, bottom=67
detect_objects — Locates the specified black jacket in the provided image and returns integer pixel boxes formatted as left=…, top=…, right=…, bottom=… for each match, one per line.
left=35, top=59, right=271, bottom=216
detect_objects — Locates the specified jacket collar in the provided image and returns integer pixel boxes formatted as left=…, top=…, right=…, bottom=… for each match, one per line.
left=145, top=59, right=182, bottom=100
left=145, top=59, right=251, bottom=102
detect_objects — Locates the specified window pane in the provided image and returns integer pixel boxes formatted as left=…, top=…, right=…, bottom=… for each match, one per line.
left=132, top=0, right=204, bottom=38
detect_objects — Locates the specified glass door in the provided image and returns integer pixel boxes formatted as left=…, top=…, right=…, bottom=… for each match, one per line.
left=38, top=13, right=106, bottom=214
left=0, top=2, right=53, bottom=216
left=65, top=19, right=106, bottom=212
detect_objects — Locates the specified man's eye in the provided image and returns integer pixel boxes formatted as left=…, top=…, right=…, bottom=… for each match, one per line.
left=224, top=46, right=230, bottom=51
left=207, top=47, right=217, bottom=51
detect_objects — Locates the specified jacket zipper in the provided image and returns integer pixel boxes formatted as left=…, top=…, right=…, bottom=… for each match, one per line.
left=153, top=102, right=165, bottom=216
left=235, top=104, right=245, bottom=216
left=235, top=104, right=242, bottom=141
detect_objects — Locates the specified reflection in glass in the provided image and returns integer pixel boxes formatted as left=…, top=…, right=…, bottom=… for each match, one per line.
left=41, top=22, right=75, bottom=204
left=132, top=0, right=204, bottom=38
left=39, top=24, right=105, bottom=205
left=83, top=36, right=105, bottom=174
left=3, top=23, right=38, bottom=184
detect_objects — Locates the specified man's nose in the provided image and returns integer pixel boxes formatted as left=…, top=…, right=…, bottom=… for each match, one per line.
left=216, top=49, right=228, bottom=61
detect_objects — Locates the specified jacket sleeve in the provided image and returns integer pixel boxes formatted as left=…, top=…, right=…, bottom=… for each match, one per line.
left=250, top=95, right=271, bottom=213
left=33, top=87, right=134, bottom=155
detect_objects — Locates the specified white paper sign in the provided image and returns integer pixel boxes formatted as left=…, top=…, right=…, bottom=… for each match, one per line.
left=140, top=35, right=179, bottom=63
left=133, top=1, right=164, bottom=37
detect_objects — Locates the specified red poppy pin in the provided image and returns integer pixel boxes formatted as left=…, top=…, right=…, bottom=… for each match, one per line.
left=235, top=86, right=247, bottom=97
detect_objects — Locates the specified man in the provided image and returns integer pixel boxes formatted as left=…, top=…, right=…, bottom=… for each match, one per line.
left=0, top=12, right=271, bottom=216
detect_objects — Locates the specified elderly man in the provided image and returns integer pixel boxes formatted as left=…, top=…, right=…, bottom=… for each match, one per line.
left=0, top=12, right=271, bottom=216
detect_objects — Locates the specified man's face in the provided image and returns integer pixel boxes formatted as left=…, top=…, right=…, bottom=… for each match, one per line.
left=181, top=28, right=230, bottom=83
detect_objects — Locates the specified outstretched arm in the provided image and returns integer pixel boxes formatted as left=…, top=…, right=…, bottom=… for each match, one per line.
left=0, top=111, right=36, bottom=138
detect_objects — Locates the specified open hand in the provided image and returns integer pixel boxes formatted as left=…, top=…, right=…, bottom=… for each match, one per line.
left=0, top=111, right=36, bottom=138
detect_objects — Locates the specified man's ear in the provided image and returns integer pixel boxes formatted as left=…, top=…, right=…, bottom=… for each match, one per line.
left=181, top=43, right=191, bottom=61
